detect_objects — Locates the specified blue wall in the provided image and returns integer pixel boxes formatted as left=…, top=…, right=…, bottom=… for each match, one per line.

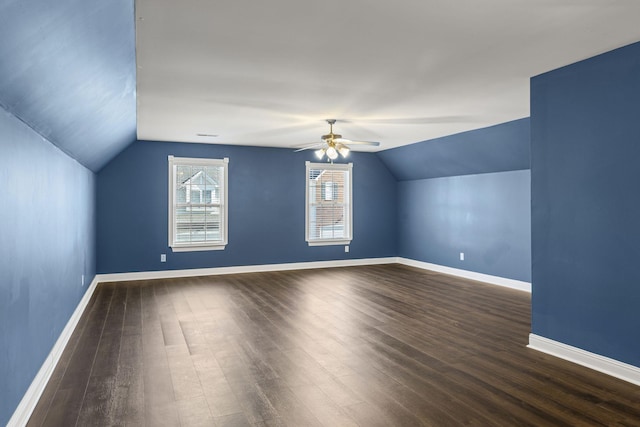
left=398, top=170, right=531, bottom=282
left=531, top=41, right=640, bottom=366
left=97, top=140, right=397, bottom=273
left=377, top=118, right=530, bottom=181
left=380, top=119, right=532, bottom=283
left=0, top=108, right=96, bottom=425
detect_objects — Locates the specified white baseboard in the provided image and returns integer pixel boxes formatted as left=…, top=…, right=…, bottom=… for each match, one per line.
left=96, top=257, right=398, bottom=283
left=528, top=334, right=640, bottom=387
left=7, top=276, right=100, bottom=427
left=396, top=257, right=531, bottom=292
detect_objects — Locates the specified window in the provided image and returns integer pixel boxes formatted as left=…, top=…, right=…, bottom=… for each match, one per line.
left=306, top=161, right=352, bottom=246
left=322, top=181, right=338, bottom=201
left=168, top=156, right=229, bottom=251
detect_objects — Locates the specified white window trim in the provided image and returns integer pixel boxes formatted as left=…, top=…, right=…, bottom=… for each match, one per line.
left=305, top=161, right=353, bottom=246
left=168, top=156, right=229, bottom=252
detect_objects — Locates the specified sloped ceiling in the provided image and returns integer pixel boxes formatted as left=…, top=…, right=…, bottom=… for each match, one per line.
left=0, top=0, right=136, bottom=172
left=378, top=118, right=530, bottom=181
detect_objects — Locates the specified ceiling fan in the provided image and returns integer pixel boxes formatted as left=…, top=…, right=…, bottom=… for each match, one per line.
left=294, top=119, right=380, bottom=161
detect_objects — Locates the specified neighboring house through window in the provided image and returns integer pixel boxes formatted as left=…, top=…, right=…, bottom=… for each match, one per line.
left=306, top=161, right=353, bottom=246
left=168, top=156, right=229, bottom=251
left=322, top=181, right=338, bottom=201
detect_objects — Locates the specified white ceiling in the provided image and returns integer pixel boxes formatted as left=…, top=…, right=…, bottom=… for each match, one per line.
left=135, top=0, right=640, bottom=152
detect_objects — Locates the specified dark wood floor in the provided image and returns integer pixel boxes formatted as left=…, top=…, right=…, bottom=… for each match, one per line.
left=28, top=264, right=640, bottom=426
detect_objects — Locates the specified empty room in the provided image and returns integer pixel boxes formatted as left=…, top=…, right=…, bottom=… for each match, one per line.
left=2, top=1, right=640, bottom=426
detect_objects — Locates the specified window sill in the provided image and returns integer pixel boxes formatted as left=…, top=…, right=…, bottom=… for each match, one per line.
left=307, top=239, right=352, bottom=247
left=170, top=244, right=226, bottom=252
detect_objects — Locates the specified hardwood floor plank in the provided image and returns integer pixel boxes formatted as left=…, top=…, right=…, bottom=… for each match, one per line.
left=314, top=375, right=363, bottom=408
left=337, top=373, right=426, bottom=427
left=109, top=331, right=144, bottom=425
left=341, top=401, right=397, bottom=427
left=257, top=378, right=324, bottom=427
left=214, top=412, right=253, bottom=427
left=289, top=383, right=359, bottom=427
left=225, top=378, right=279, bottom=425
left=26, top=265, right=640, bottom=426
left=176, top=395, right=215, bottom=427
left=75, top=375, right=117, bottom=427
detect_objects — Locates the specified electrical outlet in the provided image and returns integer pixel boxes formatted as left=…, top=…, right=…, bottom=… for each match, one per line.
left=345, top=245, right=349, bottom=253
left=460, top=252, right=464, bottom=261
left=160, top=254, right=166, bottom=262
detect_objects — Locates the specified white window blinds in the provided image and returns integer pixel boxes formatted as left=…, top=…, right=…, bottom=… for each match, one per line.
left=306, top=162, right=353, bottom=246
left=168, top=156, right=229, bottom=251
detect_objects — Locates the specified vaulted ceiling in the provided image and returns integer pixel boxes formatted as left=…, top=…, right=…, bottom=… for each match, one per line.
left=0, top=0, right=136, bottom=171
left=135, top=0, right=640, bottom=151
left=2, top=1, right=640, bottom=172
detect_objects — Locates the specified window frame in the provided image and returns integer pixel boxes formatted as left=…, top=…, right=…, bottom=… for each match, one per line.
left=168, top=156, right=229, bottom=252
left=305, top=161, right=353, bottom=246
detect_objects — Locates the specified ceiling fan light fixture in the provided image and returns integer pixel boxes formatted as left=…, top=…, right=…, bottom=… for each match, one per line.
left=293, top=119, right=380, bottom=158
left=337, top=144, right=350, bottom=158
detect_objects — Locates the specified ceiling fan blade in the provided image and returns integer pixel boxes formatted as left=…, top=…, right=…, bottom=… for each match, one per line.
left=341, top=116, right=472, bottom=125
left=293, top=142, right=323, bottom=152
left=293, top=119, right=382, bottom=154
left=334, top=138, right=380, bottom=146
